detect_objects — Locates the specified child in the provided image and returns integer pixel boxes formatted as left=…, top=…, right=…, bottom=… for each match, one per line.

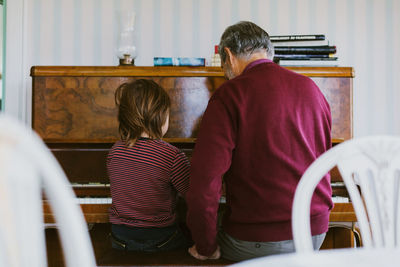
left=107, top=79, right=191, bottom=252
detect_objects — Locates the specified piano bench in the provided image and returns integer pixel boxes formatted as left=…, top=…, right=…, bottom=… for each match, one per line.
left=93, top=224, right=233, bottom=266
left=46, top=223, right=234, bottom=267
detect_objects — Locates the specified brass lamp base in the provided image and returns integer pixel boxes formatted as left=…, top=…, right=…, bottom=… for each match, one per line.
left=119, top=54, right=135, bottom=65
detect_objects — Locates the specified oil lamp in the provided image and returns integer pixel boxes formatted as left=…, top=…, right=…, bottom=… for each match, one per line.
left=117, top=11, right=137, bottom=65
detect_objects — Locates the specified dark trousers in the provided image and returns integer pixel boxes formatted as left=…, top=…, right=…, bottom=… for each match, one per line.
left=218, top=230, right=326, bottom=261
left=111, top=223, right=190, bottom=252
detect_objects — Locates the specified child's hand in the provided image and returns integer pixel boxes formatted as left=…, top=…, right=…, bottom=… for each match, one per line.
left=188, top=245, right=221, bottom=260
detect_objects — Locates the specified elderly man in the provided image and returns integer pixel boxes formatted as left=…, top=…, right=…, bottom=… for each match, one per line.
left=186, top=21, right=333, bottom=261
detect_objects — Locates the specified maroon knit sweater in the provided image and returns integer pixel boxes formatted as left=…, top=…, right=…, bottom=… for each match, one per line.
left=186, top=59, right=333, bottom=256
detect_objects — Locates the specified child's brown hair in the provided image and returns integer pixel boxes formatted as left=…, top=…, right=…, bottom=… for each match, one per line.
left=115, top=79, right=171, bottom=146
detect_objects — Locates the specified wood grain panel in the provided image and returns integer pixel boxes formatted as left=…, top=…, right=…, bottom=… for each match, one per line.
left=32, top=66, right=352, bottom=142
left=313, top=77, right=353, bottom=140
left=33, top=76, right=225, bottom=141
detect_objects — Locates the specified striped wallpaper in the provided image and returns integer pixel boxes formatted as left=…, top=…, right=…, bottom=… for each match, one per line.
left=8, top=0, right=400, bottom=136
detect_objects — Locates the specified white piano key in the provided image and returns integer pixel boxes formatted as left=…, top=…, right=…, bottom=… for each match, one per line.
left=76, top=198, right=112, bottom=204
left=332, top=196, right=349, bottom=203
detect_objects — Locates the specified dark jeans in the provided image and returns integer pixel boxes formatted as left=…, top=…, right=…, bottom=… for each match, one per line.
left=111, top=223, right=190, bottom=252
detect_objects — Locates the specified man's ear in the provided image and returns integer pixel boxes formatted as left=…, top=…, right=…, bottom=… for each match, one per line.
left=224, top=47, right=233, bottom=65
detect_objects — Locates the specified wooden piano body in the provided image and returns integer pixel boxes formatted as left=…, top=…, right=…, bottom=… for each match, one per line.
left=31, top=66, right=355, bottom=249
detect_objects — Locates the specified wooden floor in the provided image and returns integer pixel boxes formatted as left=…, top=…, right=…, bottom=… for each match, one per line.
left=46, top=223, right=235, bottom=267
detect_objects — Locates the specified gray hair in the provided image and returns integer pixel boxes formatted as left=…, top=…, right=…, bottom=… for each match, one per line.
left=218, top=21, right=274, bottom=62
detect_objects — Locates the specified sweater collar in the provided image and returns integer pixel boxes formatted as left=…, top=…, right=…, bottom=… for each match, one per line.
left=242, top=58, right=273, bottom=74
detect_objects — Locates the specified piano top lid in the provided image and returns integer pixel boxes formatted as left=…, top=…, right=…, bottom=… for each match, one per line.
left=30, top=66, right=355, bottom=78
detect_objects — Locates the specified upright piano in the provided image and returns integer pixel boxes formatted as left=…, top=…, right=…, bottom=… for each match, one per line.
left=31, top=66, right=355, bottom=247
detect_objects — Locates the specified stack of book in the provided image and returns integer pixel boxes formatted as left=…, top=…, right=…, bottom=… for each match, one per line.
left=271, top=34, right=338, bottom=66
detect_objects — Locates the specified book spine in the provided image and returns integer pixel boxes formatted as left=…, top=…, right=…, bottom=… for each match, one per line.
left=278, top=60, right=339, bottom=66
left=270, top=34, right=325, bottom=42
left=154, top=57, right=205, bottom=66
left=271, top=40, right=329, bottom=46
left=274, top=46, right=336, bottom=55
left=274, top=54, right=337, bottom=60
left=154, top=57, right=174, bottom=66
left=177, top=57, right=205, bottom=66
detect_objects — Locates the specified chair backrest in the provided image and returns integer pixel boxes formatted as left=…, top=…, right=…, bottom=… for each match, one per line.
left=292, top=136, right=400, bottom=252
left=0, top=115, right=96, bottom=267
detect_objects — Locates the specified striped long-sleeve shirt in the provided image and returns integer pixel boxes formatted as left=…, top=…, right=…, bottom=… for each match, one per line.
left=107, top=138, right=190, bottom=228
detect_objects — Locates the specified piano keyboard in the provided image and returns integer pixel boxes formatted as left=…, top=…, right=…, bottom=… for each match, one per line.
left=332, top=196, right=349, bottom=203
left=72, top=183, right=110, bottom=188
left=76, top=198, right=112, bottom=204
left=44, top=196, right=353, bottom=225
left=74, top=196, right=349, bottom=205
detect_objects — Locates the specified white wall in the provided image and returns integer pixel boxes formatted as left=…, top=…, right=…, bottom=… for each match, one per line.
left=3, top=0, right=28, bottom=120
left=0, top=4, right=3, bottom=103
left=4, top=0, right=400, bottom=136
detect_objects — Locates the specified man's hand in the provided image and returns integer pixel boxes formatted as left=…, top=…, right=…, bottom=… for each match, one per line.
left=188, top=245, right=221, bottom=260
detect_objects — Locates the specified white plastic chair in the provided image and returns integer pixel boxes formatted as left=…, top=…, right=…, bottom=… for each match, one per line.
left=292, top=136, right=400, bottom=253
left=0, top=115, right=96, bottom=267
